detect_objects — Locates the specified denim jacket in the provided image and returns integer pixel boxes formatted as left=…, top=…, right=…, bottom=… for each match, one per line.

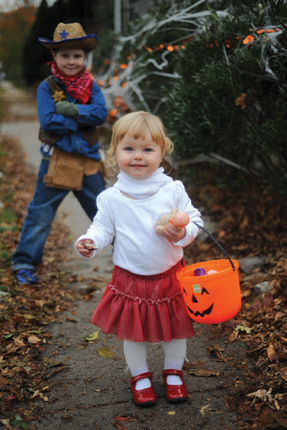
left=37, top=77, right=107, bottom=160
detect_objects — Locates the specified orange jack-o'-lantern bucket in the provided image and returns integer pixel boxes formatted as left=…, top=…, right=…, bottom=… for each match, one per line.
left=177, top=223, right=241, bottom=324
left=177, top=259, right=240, bottom=324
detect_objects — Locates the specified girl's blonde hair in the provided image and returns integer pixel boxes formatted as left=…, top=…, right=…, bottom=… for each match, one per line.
left=106, top=111, right=174, bottom=171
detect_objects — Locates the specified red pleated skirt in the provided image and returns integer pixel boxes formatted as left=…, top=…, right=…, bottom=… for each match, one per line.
left=90, top=260, right=195, bottom=343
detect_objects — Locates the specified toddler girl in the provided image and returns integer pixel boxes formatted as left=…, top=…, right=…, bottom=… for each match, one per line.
left=75, top=111, right=203, bottom=406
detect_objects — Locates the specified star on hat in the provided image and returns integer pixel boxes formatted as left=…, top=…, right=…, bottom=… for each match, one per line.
left=60, top=29, right=69, bottom=40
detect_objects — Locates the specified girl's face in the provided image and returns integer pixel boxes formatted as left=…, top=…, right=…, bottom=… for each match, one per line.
left=52, top=48, right=86, bottom=76
left=116, top=132, right=162, bottom=179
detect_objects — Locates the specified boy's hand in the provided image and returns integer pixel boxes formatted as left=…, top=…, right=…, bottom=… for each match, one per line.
left=161, top=223, right=186, bottom=243
left=55, top=101, right=78, bottom=118
left=76, top=239, right=97, bottom=258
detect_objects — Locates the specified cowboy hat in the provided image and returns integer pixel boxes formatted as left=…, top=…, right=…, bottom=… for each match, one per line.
left=38, top=22, right=98, bottom=51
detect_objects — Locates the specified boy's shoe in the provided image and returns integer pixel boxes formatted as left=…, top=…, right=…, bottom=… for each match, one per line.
left=14, top=269, right=39, bottom=285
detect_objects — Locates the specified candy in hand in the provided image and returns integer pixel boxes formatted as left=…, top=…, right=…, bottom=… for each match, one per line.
left=171, top=211, right=190, bottom=228
left=154, top=208, right=189, bottom=236
left=83, top=241, right=98, bottom=250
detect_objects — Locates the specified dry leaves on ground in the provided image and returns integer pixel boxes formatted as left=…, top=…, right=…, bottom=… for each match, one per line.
left=184, top=174, right=287, bottom=429
left=0, top=136, right=83, bottom=425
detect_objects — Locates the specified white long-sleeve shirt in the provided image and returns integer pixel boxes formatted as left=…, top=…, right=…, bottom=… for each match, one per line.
left=76, top=179, right=203, bottom=275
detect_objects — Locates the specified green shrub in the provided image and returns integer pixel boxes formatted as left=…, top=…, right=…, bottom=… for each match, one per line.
left=165, top=2, right=287, bottom=195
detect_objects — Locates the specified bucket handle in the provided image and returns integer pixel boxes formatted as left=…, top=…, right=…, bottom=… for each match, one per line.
left=193, top=221, right=236, bottom=271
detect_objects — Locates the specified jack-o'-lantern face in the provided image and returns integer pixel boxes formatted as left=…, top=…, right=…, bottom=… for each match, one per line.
left=182, top=284, right=214, bottom=320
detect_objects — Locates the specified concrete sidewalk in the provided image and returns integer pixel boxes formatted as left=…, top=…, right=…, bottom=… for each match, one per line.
left=1, top=83, right=242, bottom=430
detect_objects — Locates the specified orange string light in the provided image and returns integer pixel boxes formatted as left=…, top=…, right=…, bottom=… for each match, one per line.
left=108, top=108, right=118, bottom=117
left=243, top=35, right=254, bottom=45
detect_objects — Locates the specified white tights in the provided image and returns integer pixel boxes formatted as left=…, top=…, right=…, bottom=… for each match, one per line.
left=124, top=339, right=187, bottom=390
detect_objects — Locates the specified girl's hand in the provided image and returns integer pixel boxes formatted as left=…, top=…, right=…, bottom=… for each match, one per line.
left=76, top=239, right=97, bottom=258
left=161, top=222, right=186, bottom=243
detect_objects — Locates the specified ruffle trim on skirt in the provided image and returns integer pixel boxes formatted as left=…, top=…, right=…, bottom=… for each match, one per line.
left=108, top=284, right=183, bottom=305
left=90, top=262, right=195, bottom=343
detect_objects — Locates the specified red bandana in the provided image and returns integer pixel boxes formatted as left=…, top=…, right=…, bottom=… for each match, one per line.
left=50, top=61, right=93, bottom=104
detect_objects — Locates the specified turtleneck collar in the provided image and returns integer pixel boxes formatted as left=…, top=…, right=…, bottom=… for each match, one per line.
left=114, top=167, right=173, bottom=199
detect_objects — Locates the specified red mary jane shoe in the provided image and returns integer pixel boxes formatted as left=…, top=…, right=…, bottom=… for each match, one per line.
left=162, top=369, right=188, bottom=403
left=130, top=372, right=157, bottom=407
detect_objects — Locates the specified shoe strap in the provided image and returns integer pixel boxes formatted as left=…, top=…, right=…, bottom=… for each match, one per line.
left=130, top=372, right=153, bottom=385
left=162, top=369, right=184, bottom=378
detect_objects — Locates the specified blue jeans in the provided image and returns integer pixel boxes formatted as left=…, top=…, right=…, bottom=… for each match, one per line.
left=12, top=158, right=105, bottom=272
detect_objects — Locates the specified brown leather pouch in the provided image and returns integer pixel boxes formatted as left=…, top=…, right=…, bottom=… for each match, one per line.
left=44, top=147, right=101, bottom=190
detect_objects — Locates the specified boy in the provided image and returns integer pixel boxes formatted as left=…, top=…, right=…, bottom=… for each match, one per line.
left=12, top=22, right=108, bottom=285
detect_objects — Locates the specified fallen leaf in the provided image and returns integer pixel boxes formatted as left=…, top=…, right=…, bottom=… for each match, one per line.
left=6, top=343, right=20, bottom=354
left=28, top=335, right=41, bottom=344
left=199, top=404, right=211, bottom=417
left=186, top=360, right=207, bottom=368
left=43, top=357, right=64, bottom=368
left=189, top=369, right=220, bottom=377
left=235, top=325, right=252, bottom=334
left=31, top=390, right=40, bottom=398
left=229, top=330, right=239, bottom=342
left=115, top=416, right=138, bottom=423
left=267, top=343, right=277, bottom=361
left=6, top=394, right=16, bottom=401
left=35, top=300, right=47, bottom=308
left=115, top=417, right=130, bottom=422
left=14, top=337, right=26, bottom=348
left=0, top=376, right=8, bottom=385
left=207, top=345, right=226, bottom=361
left=275, top=311, right=285, bottom=322
left=85, top=331, right=100, bottom=342
left=241, top=289, right=252, bottom=298
left=246, top=388, right=275, bottom=407
left=280, top=367, right=287, bottom=382
left=24, top=314, right=36, bottom=320
left=96, top=347, right=116, bottom=359
left=6, top=367, right=21, bottom=377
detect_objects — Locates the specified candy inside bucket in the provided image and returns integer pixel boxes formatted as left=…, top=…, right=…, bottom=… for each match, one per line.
left=177, top=259, right=241, bottom=324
